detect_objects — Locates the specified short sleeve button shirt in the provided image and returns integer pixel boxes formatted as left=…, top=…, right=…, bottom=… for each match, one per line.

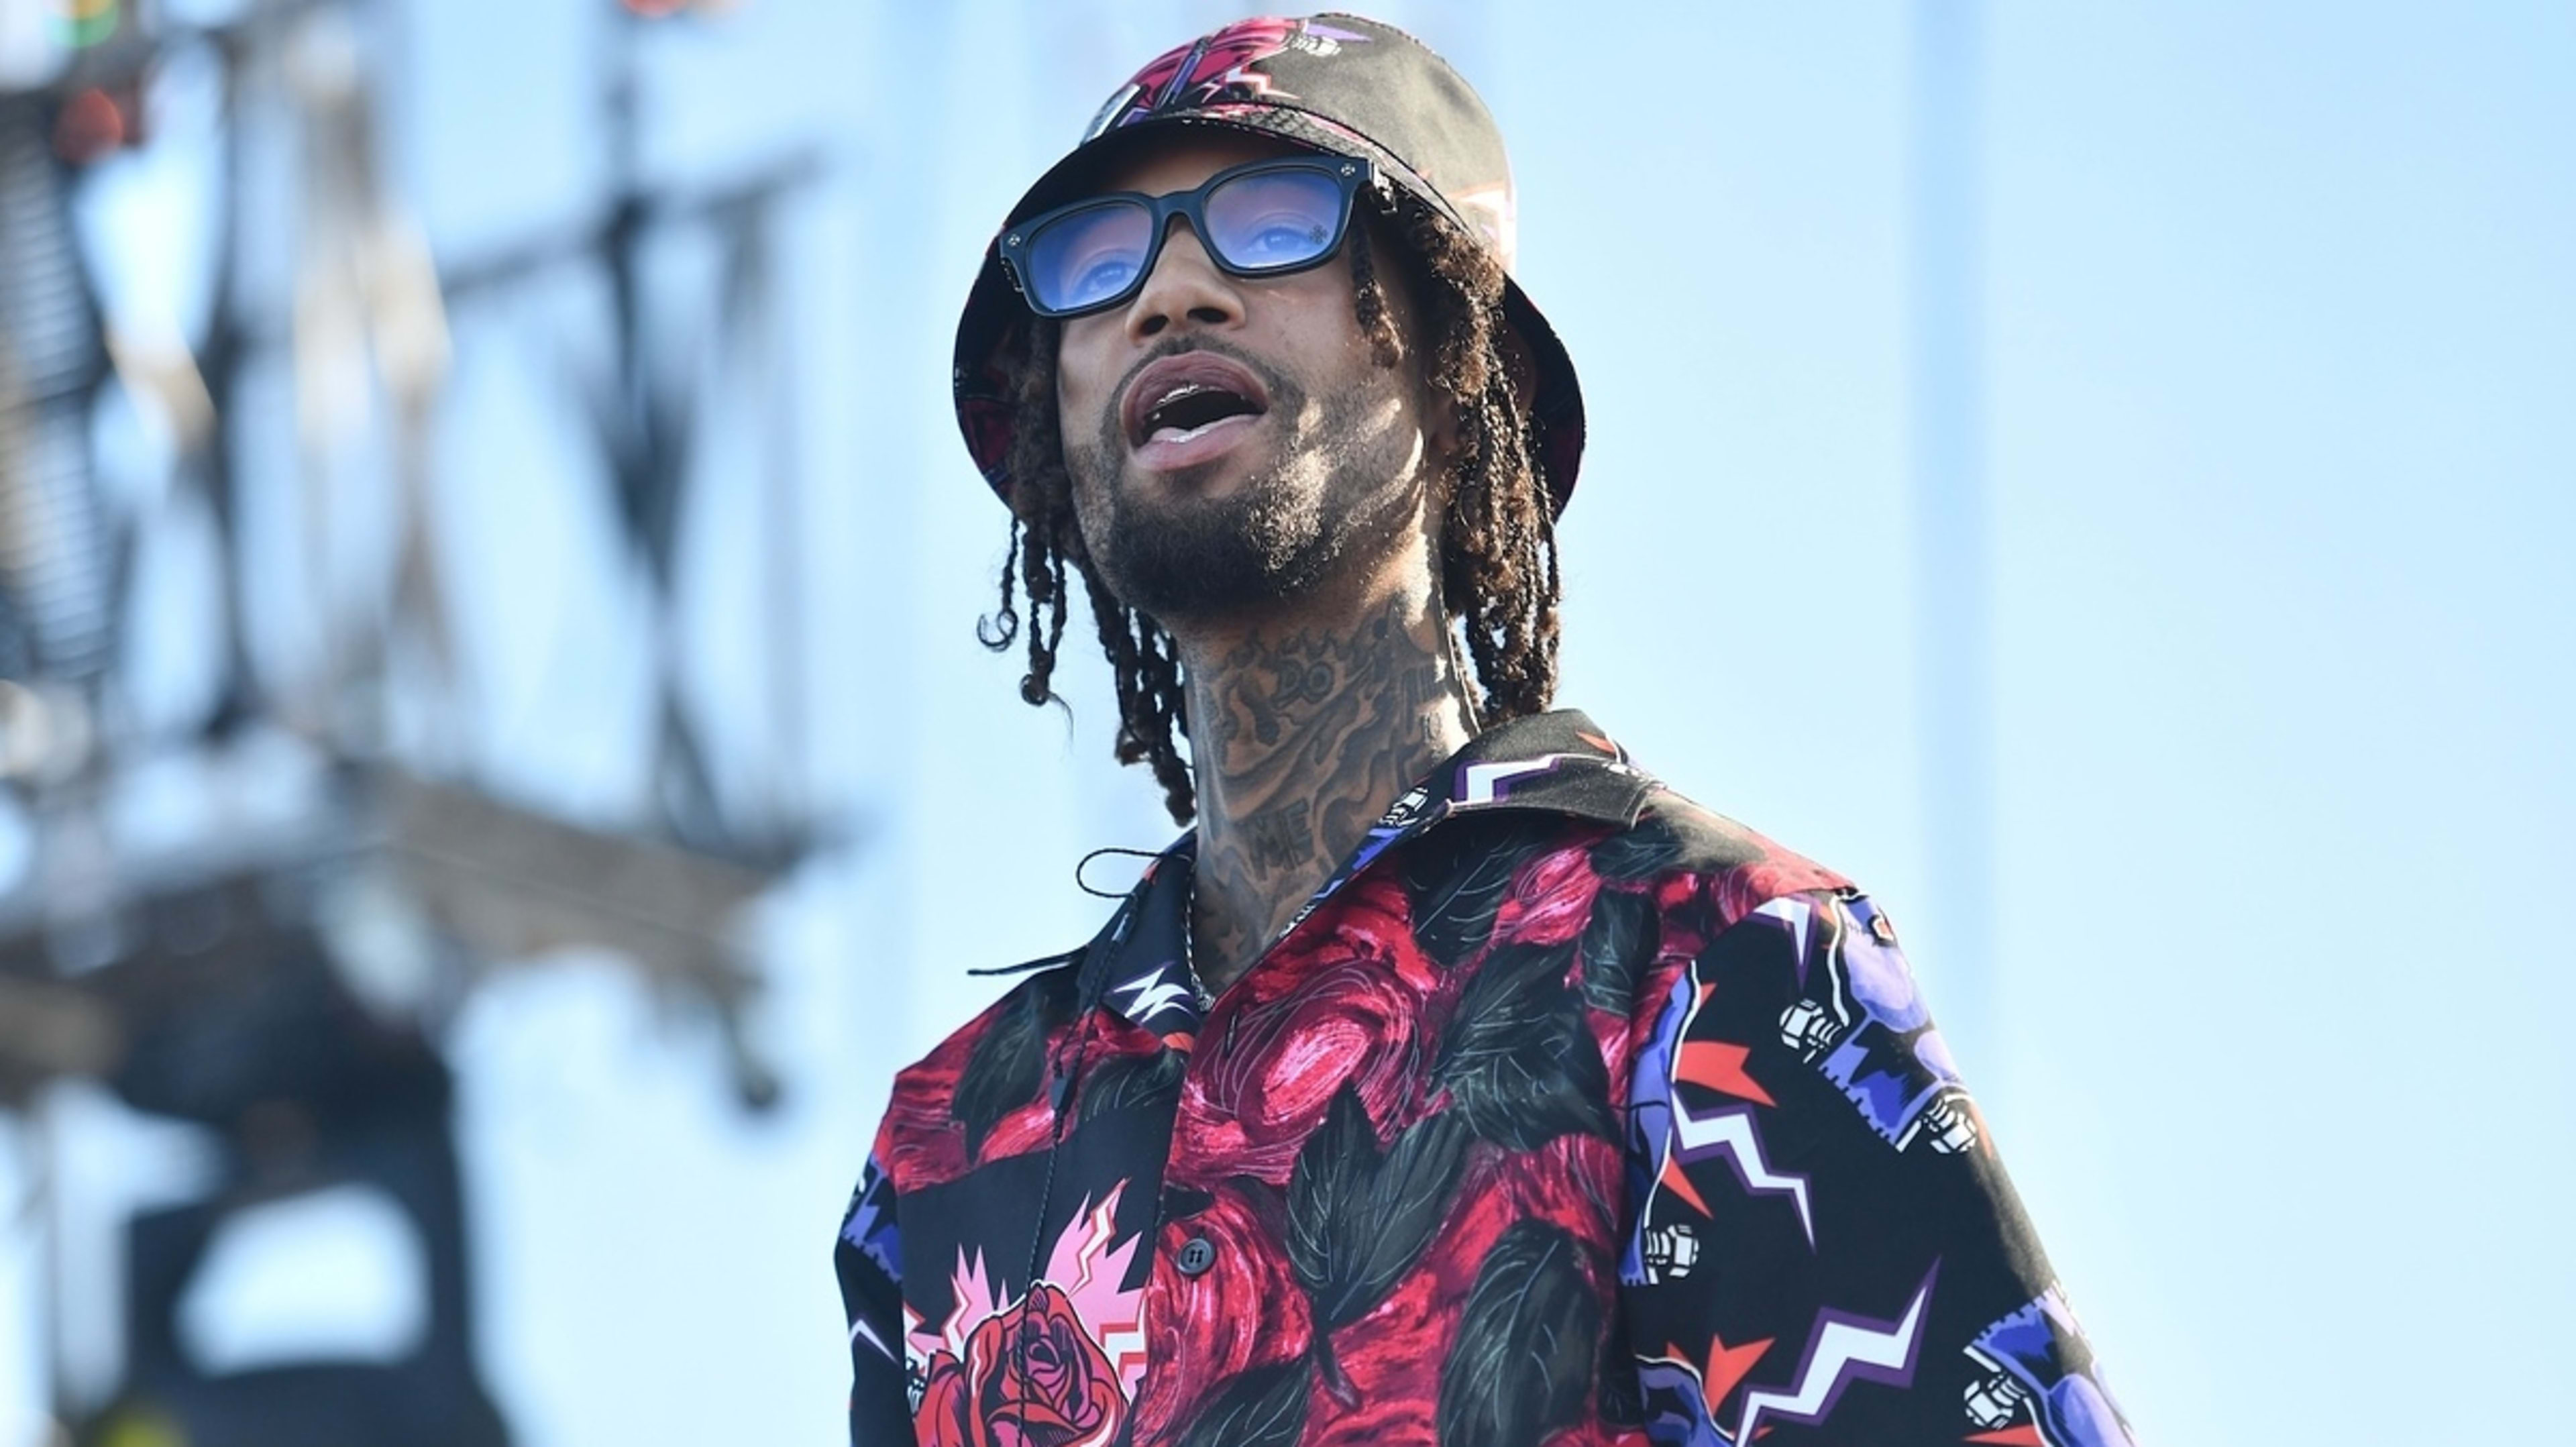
left=835, top=710, right=2133, bottom=1447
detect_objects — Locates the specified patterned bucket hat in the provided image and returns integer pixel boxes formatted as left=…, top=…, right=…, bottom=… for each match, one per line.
left=951, top=11, right=1587, bottom=515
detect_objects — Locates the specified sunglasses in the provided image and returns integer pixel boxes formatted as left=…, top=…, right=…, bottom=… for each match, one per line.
left=999, top=155, right=1383, bottom=319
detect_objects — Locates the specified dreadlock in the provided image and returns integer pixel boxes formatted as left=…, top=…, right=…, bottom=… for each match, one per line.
left=977, top=203, right=1560, bottom=826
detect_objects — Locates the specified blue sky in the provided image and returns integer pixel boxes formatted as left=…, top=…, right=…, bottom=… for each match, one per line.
left=3, top=3, right=2570, bottom=1444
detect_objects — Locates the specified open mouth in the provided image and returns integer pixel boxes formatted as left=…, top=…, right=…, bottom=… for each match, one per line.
left=1140, top=382, right=1261, bottom=443
left=1122, top=352, right=1271, bottom=452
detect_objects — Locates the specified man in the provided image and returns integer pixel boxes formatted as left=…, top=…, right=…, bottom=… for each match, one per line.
left=838, top=15, right=2134, bottom=1447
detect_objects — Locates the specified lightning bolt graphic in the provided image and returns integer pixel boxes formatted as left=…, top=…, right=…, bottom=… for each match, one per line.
left=1458, top=751, right=1640, bottom=807
left=849, top=1314, right=896, bottom=1362
left=1676, top=1039, right=1776, bottom=1106
left=1754, top=894, right=1813, bottom=963
left=1053, top=1189, right=1125, bottom=1297
left=1733, top=1270, right=1937, bottom=1442
left=924, top=1248, right=998, bottom=1358
left=1670, top=1098, right=1815, bottom=1247
left=1114, top=973, right=1193, bottom=1022
left=1458, top=757, right=1558, bottom=806
left=1043, top=1185, right=1148, bottom=1393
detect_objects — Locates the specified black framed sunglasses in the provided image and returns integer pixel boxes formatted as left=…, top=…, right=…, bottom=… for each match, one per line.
left=999, top=154, right=1383, bottom=319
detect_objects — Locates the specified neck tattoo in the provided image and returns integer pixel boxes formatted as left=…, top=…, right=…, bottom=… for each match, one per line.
left=1182, top=591, right=1474, bottom=992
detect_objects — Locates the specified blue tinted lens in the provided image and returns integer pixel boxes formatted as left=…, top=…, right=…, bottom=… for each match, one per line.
left=1203, top=168, right=1346, bottom=272
left=1026, top=201, right=1153, bottom=313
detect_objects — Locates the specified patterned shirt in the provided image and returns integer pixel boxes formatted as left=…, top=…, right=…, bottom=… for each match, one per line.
left=836, top=710, right=2133, bottom=1446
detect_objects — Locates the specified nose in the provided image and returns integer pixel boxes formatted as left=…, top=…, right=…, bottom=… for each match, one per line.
left=1121, top=217, right=1244, bottom=343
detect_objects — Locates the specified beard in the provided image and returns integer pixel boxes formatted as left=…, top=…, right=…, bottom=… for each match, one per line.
left=1063, top=339, right=1421, bottom=626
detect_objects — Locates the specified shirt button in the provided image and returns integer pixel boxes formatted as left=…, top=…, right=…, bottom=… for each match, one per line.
left=1175, top=1236, right=1217, bottom=1277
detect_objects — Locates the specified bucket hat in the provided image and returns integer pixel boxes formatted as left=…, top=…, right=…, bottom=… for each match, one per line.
left=951, top=12, right=1587, bottom=514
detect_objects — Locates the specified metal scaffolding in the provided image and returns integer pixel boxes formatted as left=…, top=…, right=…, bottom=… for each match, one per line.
left=0, top=2, right=841, bottom=1438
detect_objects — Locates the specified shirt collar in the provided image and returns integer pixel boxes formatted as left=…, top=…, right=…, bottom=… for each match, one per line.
left=1430, top=707, right=1657, bottom=826
left=1075, top=709, right=1654, bottom=1047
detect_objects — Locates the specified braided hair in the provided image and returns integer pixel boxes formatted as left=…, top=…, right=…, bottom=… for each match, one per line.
left=978, top=203, right=1561, bottom=826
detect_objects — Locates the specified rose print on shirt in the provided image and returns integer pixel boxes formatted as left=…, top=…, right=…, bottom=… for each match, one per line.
left=906, top=1187, right=1146, bottom=1447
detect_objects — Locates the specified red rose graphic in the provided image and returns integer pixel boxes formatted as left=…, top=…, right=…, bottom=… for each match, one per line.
left=1128, top=1187, right=1315, bottom=1444
left=1298, top=1143, right=1619, bottom=1446
left=916, top=1348, right=973, bottom=1446
left=1171, top=892, right=1435, bottom=1185
left=918, top=1283, right=1128, bottom=1447
left=884, top=992, right=1070, bottom=1191
left=1493, top=842, right=1605, bottom=948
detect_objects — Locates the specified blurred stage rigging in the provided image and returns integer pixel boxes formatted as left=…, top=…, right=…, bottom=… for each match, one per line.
left=0, top=1, right=843, bottom=1441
